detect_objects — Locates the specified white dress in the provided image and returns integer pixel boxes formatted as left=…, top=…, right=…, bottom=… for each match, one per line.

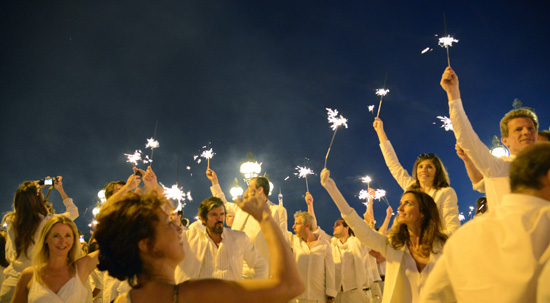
left=28, top=268, right=92, bottom=303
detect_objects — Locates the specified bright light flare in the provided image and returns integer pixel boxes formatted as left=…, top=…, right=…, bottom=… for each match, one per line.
left=162, top=183, right=190, bottom=212
left=201, top=148, right=215, bottom=160
left=294, top=166, right=314, bottom=179
left=326, top=108, right=348, bottom=130
left=459, top=212, right=465, bottom=221
left=376, top=89, right=390, bottom=97
left=145, top=137, right=159, bottom=149
left=368, top=105, right=375, bottom=113
left=361, top=176, right=372, bottom=184
left=374, top=189, right=386, bottom=200
left=125, top=150, right=143, bottom=166
left=437, top=116, right=453, bottom=131
left=438, top=35, right=459, bottom=47
left=421, top=47, right=433, bottom=54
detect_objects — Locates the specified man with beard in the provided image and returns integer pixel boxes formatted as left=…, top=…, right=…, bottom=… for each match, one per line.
left=174, top=197, right=268, bottom=283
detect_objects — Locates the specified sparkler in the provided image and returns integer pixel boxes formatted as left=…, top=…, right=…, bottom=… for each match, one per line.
left=458, top=212, right=465, bottom=221
left=324, top=108, right=348, bottom=168
left=201, top=148, right=215, bottom=168
left=125, top=150, right=143, bottom=166
left=468, top=205, right=475, bottom=218
left=437, top=115, right=453, bottom=131
left=361, top=175, right=372, bottom=189
left=147, top=121, right=159, bottom=165
left=375, top=73, right=389, bottom=118
left=368, top=105, right=375, bottom=114
left=161, top=183, right=190, bottom=212
left=439, top=14, right=459, bottom=66
left=294, top=165, right=314, bottom=192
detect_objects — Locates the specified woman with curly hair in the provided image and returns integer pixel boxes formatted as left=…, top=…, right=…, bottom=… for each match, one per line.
left=93, top=174, right=304, bottom=303
left=11, top=215, right=98, bottom=302
left=373, top=117, right=461, bottom=235
left=0, top=178, right=78, bottom=302
left=321, top=169, right=447, bottom=303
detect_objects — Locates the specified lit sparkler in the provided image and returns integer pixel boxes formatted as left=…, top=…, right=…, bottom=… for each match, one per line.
left=295, top=166, right=314, bottom=192
left=468, top=205, right=475, bottom=218
left=361, top=175, right=372, bottom=189
left=324, top=108, right=348, bottom=168
left=375, top=73, right=389, bottom=118
left=125, top=150, right=143, bottom=166
left=162, top=183, right=189, bottom=212
left=458, top=212, right=465, bottom=221
left=437, top=115, right=453, bottom=131
left=438, top=34, right=459, bottom=66
left=201, top=148, right=215, bottom=168
left=368, top=105, right=375, bottom=114
left=145, top=137, right=159, bottom=149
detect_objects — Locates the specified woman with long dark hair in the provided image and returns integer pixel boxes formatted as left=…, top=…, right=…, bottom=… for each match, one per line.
left=321, top=169, right=447, bottom=303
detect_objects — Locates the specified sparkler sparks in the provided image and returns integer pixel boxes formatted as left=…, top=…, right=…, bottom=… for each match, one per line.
left=201, top=148, right=215, bottom=161
left=295, top=166, right=314, bottom=192
left=458, top=212, right=465, bottom=221
left=125, top=150, right=143, bottom=166
left=361, top=176, right=372, bottom=184
left=368, top=105, right=375, bottom=113
left=438, top=35, right=459, bottom=47
left=421, top=47, right=433, bottom=54
left=376, top=89, right=390, bottom=97
left=374, top=189, right=386, bottom=200
left=145, top=137, right=159, bottom=149
left=161, top=183, right=191, bottom=212
left=326, top=108, right=348, bottom=131
left=325, top=108, right=348, bottom=168
left=437, top=116, right=453, bottom=131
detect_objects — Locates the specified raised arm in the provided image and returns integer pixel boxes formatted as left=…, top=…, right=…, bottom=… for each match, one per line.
left=378, top=206, right=394, bottom=236
left=179, top=187, right=304, bottom=303
left=440, top=67, right=508, bottom=177
left=455, top=144, right=484, bottom=189
left=100, top=171, right=142, bottom=212
left=320, top=169, right=389, bottom=256
left=305, top=192, right=317, bottom=227
left=373, top=118, right=415, bottom=190
left=10, top=267, right=33, bottom=303
left=54, top=176, right=79, bottom=220
left=206, top=168, right=238, bottom=215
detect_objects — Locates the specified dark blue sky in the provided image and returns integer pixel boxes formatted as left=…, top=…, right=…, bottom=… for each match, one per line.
left=2, top=1, right=549, bottom=237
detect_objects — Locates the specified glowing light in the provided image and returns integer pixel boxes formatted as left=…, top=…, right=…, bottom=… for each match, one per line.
left=376, top=89, right=390, bottom=97
left=374, top=189, right=386, bottom=200
left=326, top=108, right=348, bottom=131
left=295, top=166, right=314, bottom=179
left=125, top=150, right=143, bottom=166
left=145, top=137, right=159, bottom=149
left=358, top=189, right=370, bottom=200
left=368, top=105, right=375, bottom=113
left=161, top=183, right=189, bottom=212
left=97, top=190, right=106, bottom=202
left=284, top=176, right=290, bottom=181
left=361, top=176, right=372, bottom=184
left=458, top=212, right=465, bottom=221
left=92, top=206, right=100, bottom=217
left=437, top=116, right=453, bottom=131
left=438, top=35, right=459, bottom=47
left=421, top=47, right=433, bottom=54
left=201, top=148, right=215, bottom=161
left=468, top=205, right=475, bottom=217
left=491, top=146, right=510, bottom=157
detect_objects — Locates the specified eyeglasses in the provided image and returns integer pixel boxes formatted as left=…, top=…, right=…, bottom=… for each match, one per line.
left=418, top=153, right=436, bottom=159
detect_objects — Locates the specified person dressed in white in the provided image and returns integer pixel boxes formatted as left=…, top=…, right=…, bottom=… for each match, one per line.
left=289, top=211, right=337, bottom=303
left=305, top=192, right=371, bottom=303
left=321, top=169, right=448, bottom=303
left=373, top=117, right=460, bottom=235
left=421, top=142, right=550, bottom=303
left=174, top=196, right=267, bottom=282
left=206, top=168, right=287, bottom=277
left=440, top=66, right=539, bottom=209
left=0, top=177, right=79, bottom=302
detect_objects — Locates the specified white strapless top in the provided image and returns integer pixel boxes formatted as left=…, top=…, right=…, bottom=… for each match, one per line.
left=28, top=269, right=91, bottom=303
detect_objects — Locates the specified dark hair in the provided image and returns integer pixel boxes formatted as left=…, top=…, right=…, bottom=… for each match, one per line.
left=104, top=181, right=126, bottom=199
left=252, top=177, right=270, bottom=197
left=0, top=230, right=10, bottom=267
left=388, top=190, right=448, bottom=256
left=337, top=218, right=355, bottom=236
left=94, top=191, right=166, bottom=288
left=410, top=154, right=450, bottom=190
left=198, top=197, right=225, bottom=221
left=88, top=241, right=99, bottom=254
left=3, top=181, right=49, bottom=259
left=510, top=142, right=550, bottom=192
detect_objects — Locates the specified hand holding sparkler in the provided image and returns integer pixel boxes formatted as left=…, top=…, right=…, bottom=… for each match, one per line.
left=324, top=108, right=348, bottom=169
left=373, top=117, right=389, bottom=143
left=305, top=192, right=314, bottom=207
left=440, top=66, right=461, bottom=100
left=206, top=168, right=219, bottom=185
left=295, top=166, right=314, bottom=192
left=142, top=166, right=163, bottom=194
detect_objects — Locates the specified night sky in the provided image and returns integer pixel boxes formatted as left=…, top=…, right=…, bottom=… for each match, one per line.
left=2, top=1, right=549, bottom=239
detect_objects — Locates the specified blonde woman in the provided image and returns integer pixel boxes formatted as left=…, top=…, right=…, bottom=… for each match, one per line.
left=11, top=215, right=99, bottom=303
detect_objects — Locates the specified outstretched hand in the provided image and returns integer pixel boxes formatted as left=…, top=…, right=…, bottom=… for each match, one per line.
left=373, top=117, right=384, bottom=133
left=320, top=169, right=332, bottom=187
left=455, top=144, right=471, bottom=162
left=305, top=192, right=313, bottom=206
left=235, top=187, right=270, bottom=222
left=386, top=206, right=393, bottom=218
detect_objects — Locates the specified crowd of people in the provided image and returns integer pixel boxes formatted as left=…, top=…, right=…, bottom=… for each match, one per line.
left=1, top=68, right=549, bottom=303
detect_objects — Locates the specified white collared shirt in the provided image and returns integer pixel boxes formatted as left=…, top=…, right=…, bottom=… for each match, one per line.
left=289, top=233, right=337, bottom=301
left=333, top=238, right=358, bottom=291
left=197, top=228, right=233, bottom=279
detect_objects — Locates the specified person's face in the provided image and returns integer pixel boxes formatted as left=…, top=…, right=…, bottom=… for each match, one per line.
left=169, top=211, right=182, bottom=227
left=333, top=219, right=348, bottom=238
left=151, top=206, right=185, bottom=266
left=226, top=213, right=235, bottom=228
left=248, top=179, right=264, bottom=199
left=416, top=159, right=436, bottom=187
left=502, top=117, right=537, bottom=155
left=45, top=223, right=74, bottom=257
left=293, top=216, right=308, bottom=239
left=397, top=193, right=424, bottom=227
left=202, top=206, right=225, bottom=235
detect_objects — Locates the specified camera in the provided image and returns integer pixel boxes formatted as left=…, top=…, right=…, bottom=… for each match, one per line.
left=38, top=177, right=58, bottom=186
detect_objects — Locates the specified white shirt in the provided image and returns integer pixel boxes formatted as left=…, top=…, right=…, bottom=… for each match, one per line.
left=421, top=193, right=550, bottom=303
left=210, top=184, right=288, bottom=271
left=395, top=247, right=435, bottom=303
left=175, top=225, right=267, bottom=283
left=538, top=259, right=550, bottom=302
left=379, top=140, right=461, bottom=235
left=289, top=233, right=337, bottom=301
left=449, top=98, right=513, bottom=209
